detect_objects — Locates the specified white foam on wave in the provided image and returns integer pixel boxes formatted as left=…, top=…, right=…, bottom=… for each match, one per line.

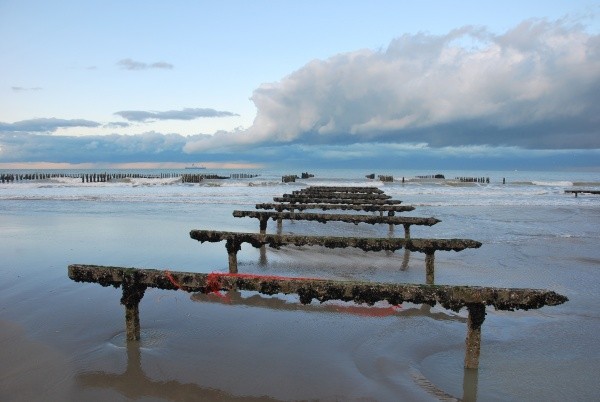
left=531, top=181, right=573, bottom=187
left=0, top=170, right=594, bottom=208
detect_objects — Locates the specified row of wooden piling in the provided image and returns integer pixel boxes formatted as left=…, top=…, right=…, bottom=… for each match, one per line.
left=0, top=171, right=260, bottom=184
left=282, top=175, right=299, bottom=183
left=365, top=173, right=395, bottom=182
left=181, top=174, right=232, bottom=183
left=0, top=171, right=513, bottom=185
left=282, top=172, right=315, bottom=182
left=456, top=177, right=490, bottom=183
left=1, top=173, right=80, bottom=182
left=230, top=173, right=260, bottom=179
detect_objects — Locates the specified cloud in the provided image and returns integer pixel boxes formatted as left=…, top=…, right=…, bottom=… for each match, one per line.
left=185, top=18, right=600, bottom=153
left=0, top=131, right=195, bottom=163
left=11, top=86, right=42, bottom=91
left=1, top=129, right=598, bottom=170
left=0, top=118, right=101, bottom=132
left=114, top=108, right=239, bottom=122
left=104, top=121, right=130, bottom=128
left=117, top=58, right=174, bottom=70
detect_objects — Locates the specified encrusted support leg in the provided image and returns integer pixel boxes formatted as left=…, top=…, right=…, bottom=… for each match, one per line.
left=425, top=251, right=435, bottom=284
left=403, top=224, right=411, bottom=239
left=226, top=239, right=242, bottom=274
left=462, top=367, right=479, bottom=401
left=259, top=246, right=267, bottom=266
left=464, top=303, right=486, bottom=369
left=400, top=248, right=410, bottom=271
left=259, top=217, right=268, bottom=235
left=121, top=274, right=147, bottom=341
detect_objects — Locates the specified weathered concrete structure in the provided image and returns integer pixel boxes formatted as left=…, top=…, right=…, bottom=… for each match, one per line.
left=189, top=229, right=481, bottom=283
left=68, top=264, right=568, bottom=369
left=232, top=210, right=440, bottom=238
left=256, top=202, right=415, bottom=214
left=286, top=192, right=392, bottom=200
left=297, top=186, right=384, bottom=194
left=66, top=185, right=570, bottom=374
left=273, top=196, right=403, bottom=205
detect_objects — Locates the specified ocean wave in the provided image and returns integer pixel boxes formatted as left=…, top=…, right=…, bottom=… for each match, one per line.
left=532, top=181, right=574, bottom=187
left=2, top=170, right=598, bottom=208
left=572, top=181, right=600, bottom=187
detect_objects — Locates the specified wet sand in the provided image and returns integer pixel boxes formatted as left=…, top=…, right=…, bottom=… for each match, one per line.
left=1, top=198, right=599, bottom=401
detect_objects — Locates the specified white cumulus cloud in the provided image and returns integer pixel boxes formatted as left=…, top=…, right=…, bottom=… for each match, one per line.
left=185, top=19, right=600, bottom=153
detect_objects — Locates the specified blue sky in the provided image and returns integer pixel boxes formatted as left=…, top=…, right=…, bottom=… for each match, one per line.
left=0, top=0, right=598, bottom=170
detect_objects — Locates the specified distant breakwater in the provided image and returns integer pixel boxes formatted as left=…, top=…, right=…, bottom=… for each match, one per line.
left=0, top=172, right=260, bottom=183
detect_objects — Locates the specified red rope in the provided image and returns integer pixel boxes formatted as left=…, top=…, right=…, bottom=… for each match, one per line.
left=206, top=272, right=228, bottom=300
left=165, top=270, right=183, bottom=290
left=164, top=271, right=402, bottom=310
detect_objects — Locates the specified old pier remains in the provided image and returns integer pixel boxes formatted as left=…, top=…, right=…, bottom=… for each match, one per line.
left=565, top=189, right=600, bottom=197
left=0, top=171, right=260, bottom=184
left=68, top=184, right=568, bottom=372
left=455, top=177, right=490, bottom=183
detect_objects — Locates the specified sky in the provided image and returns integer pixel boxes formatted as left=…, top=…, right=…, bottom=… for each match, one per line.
left=0, top=0, right=599, bottom=170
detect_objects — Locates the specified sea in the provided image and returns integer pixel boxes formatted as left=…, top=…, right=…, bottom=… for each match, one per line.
left=0, top=168, right=599, bottom=401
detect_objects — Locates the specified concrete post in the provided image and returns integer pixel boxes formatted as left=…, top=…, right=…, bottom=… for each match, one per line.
left=425, top=252, right=435, bottom=284
left=120, top=275, right=147, bottom=341
left=464, top=303, right=486, bottom=369
left=400, top=249, right=410, bottom=271
left=259, top=217, right=268, bottom=235
left=226, top=239, right=241, bottom=274
left=403, top=224, right=410, bottom=239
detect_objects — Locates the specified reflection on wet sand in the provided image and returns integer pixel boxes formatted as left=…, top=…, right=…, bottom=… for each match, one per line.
left=260, top=246, right=412, bottom=275
left=77, top=342, right=277, bottom=401
left=190, top=290, right=476, bottom=399
left=412, top=367, right=478, bottom=402
left=190, top=290, right=466, bottom=322
left=75, top=294, right=473, bottom=401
